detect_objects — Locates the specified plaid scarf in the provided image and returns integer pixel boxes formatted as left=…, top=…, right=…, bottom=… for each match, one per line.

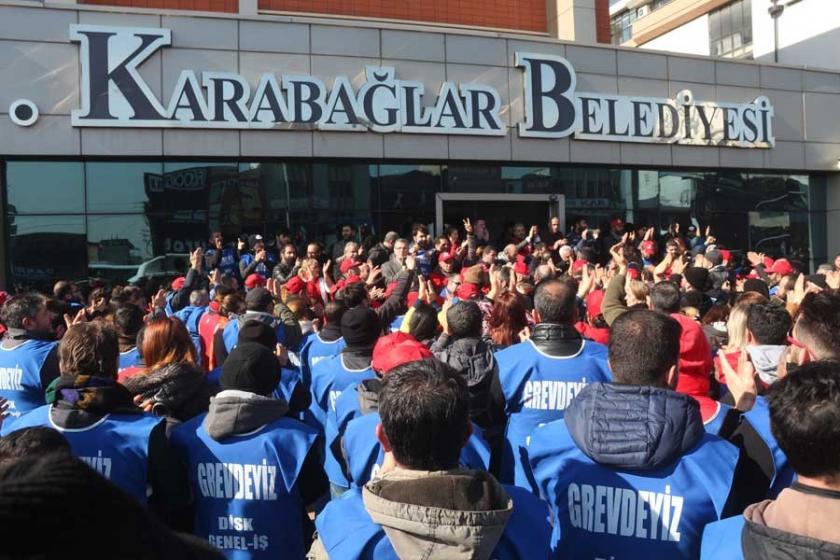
left=45, top=375, right=139, bottom=415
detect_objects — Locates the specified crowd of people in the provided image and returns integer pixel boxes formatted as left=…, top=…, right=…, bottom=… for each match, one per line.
left=1, top=216, right=839, bottom=559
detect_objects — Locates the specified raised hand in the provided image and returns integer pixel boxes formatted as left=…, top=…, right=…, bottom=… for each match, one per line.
left=719, top=350, right=757, bottom=412
left=63, top=308, right=87, bottom=329
left=463, top=218, right=473, bottom=235
left=190, top=247, right=204, bottom=271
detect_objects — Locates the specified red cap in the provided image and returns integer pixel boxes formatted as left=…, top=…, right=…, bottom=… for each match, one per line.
left=171, top=276, right=186, bottom=291
left=610, top=218, right=624, bottom=229
left=285, top=276, right=304, bottom=294
left=371, top=332, right=433, bottom=374
left=456, top=282, right=482, bottom=300
left=719, top=249, right=731, bottom=263
left=572, top=259, right=588, bottom=274
left=586, top=290, right=605, bottom=319
left=439, top=252, right=454, bottom=264
left=340, top=258, right=359, bottom=274
left=0, top=291, right=8, bottom=307
left=245, top=274, right=266, bottom=289
left=628, top=268, right=641, bottom=280
left=514, top=259, right=529, bottom=276
left=767, top=258, right=794, bottom=276
left=641, top=240, right=656, bottom=256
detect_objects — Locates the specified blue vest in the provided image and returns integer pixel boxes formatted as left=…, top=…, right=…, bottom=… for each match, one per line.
left=174, top=305, right=207, bottom=368
left=526, top=419, right=739, bottom=560
left=315, top=484, right=551, bottom=559
left=0, top=339, right=57, bottom=421
left=743, top=396, right=795, bottom=498
left=700, top=515, right=745, bottom=560
left=171, top=413, right=318, bottom=560
left=299, top=333, right=346, bottom=387
left=703, top=401, right=733, bottom=437
left=239, top=254, right=271, bottom=278
left=342, top=412, right=492, bottom=488
left=5, top=405, right=160, bottom=504
left=324, top=381, right=367, bottom=487
left=308, top=354, right=375, bottom=434
left=119, top=347, right=142, bottom=372
left=495, top=338, right=611, bottom=485
left=208, top=245, right=239, bottom=278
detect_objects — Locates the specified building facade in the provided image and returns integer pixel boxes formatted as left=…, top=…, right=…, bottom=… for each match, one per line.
left=613, top=0, right=840, bottom=70
left=1, top=1, right=838, bottom=290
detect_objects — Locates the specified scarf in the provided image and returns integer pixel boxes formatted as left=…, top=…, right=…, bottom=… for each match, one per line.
left=46, top=375, right=139, bottom=415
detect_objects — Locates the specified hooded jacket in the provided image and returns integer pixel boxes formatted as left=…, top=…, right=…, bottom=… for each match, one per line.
left=431, top=335, right=502, bottom=428
left=565, top=382, right=706, bottom=470
left=202, top=389, right=289, bottom=440
left=310, top=468, right=551, bottom=560
left=746, top=344, right=786, bottom=386
left=741, top=484, right=840, bottom=559
left=527, top=382, right=740, bottom=559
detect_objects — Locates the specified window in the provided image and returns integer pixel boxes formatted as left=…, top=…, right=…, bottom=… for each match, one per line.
left=611, top=10, right=638, bottom=44
left=710, top=0, right=753, bottom=59
left=6, top=162, right=84, bottom=214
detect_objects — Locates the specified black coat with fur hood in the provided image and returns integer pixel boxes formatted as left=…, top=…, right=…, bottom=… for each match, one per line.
left=122, top=362, right=218, bottom=433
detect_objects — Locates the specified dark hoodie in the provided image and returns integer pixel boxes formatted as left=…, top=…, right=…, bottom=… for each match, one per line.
left=565, top=383, right=705, bottom=470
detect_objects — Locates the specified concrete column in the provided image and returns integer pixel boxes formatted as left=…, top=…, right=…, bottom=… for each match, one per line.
left=239, top=0, right=257, bottom=16
left=549, top=0, right=598, bottom=43
left=825, top=173, right=840, bottom=263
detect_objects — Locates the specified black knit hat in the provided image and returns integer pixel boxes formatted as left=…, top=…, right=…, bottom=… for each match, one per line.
left=340, top=307, right=381, bottom=347
left=683, top=266, right=710, bottom=291
left=245, top=287, right=273, bottom=312
left=220, top=343, right=279, bottom=395
left=743, top=278, right=770, bottom=299
left=237, top=319, right=276, bottom=349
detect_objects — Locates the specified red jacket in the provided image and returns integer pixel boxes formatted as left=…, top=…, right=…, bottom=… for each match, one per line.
left=575, top=322, right=610, bottom=346
left=670, top=313, right=713, bottom=400
left=198, top=307, right=222, bottom=371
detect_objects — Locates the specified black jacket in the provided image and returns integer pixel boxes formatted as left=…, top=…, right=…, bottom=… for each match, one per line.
left=432, top=334, right=503, bottom=430
left=122, top=362, right=218, bottom=435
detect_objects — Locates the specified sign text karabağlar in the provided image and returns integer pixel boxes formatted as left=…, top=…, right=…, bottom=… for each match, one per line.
left=68, top=25, right=774, bottom=148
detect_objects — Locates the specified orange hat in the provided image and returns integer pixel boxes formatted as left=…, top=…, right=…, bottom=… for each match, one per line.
left=371, top=332, right=433, bottom=374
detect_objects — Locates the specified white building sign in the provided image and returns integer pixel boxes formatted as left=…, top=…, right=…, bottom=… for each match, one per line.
left=32, top=24, right=774, bottom=148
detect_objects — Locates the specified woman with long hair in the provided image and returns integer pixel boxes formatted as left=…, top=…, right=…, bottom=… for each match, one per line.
left=121, top=316, right=216, bottom=432
left=713, top=293, right=769, bottom=384
left=487, top=291, right=529, bottom=350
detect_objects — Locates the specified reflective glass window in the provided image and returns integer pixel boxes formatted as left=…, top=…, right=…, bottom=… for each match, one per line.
left=7, top=214, right=86, bottom=290
left=86, top=162, right=163, bottom=213
left=6, top=162, right=84, bottom=214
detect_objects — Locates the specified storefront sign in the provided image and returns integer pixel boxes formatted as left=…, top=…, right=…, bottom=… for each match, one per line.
left=15, top=24, right=775, bottom=148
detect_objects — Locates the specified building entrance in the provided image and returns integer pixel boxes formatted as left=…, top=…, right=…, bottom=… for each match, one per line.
left=436, top=193, right=565, bottom=243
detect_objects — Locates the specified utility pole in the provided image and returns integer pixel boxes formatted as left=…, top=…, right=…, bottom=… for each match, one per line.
left=769, top=0, right=805, bottom=64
